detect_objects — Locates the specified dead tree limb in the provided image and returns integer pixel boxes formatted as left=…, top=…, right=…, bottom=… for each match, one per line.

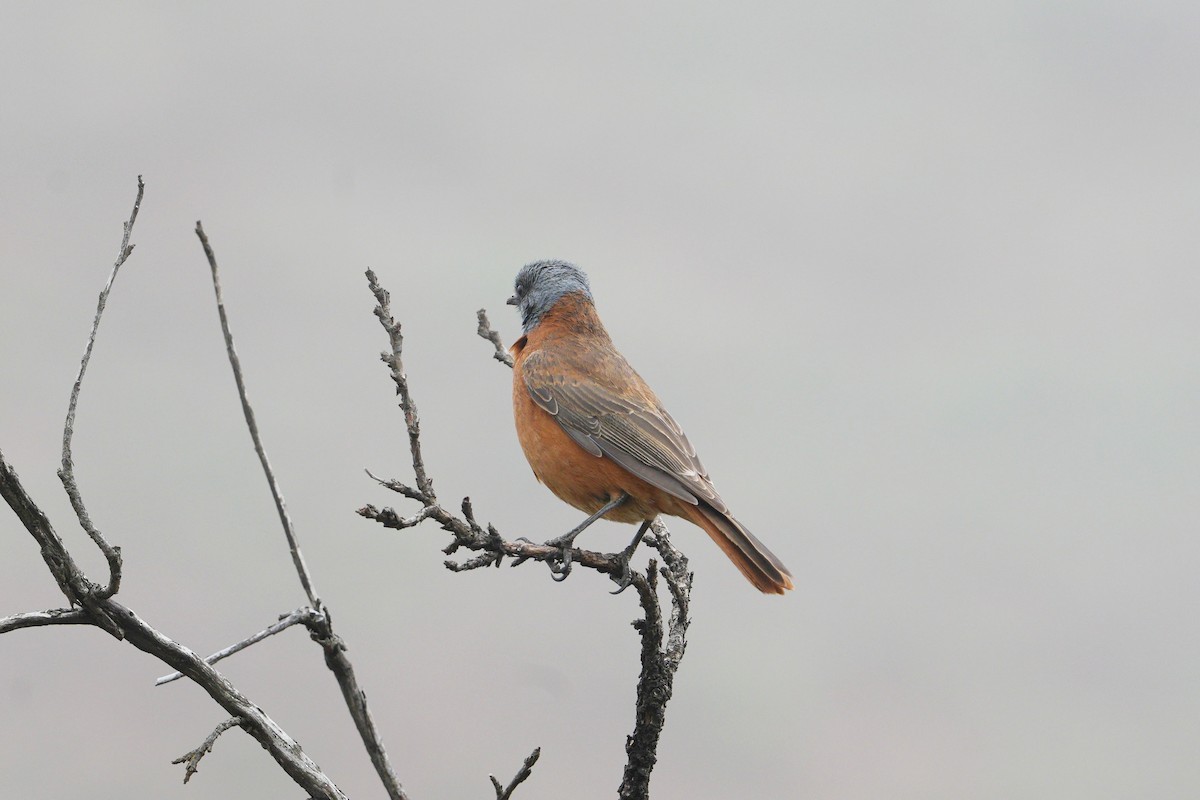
left=192, top=222, right=408, bottom=800
left=0, top=450, right=346, bottom=799
left=172, top=716, right=247, bottom=784
left=155, top=606, right=321, bottom=686
left=5, top=179, right=689, bottom=800
left=56, top=176, right=143, bottom=602
left=619, top=521, right=692, bottom=799
left=0, top=607, right=90, bottom=634
left=490, top=747, right=540, bottom=800
left=361, top=271, right=693, bottom=799
left=2, top=180, right=344, bottom=799
left=195, top=220, right=320, bottom=612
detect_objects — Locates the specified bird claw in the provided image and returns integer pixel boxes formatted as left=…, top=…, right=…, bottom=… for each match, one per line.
left=515, top=497, right=641, bottom=586
left=511, top=537, right=535, bottom=568
left=509, top=534, right=578, bottom=579
left=609, top=519, right=651, bottom=595
left=522, top=493, right=630, bottom=584
left=608, top=551, right=636, bottom=594
left=543, top=534, right=578, bottom=581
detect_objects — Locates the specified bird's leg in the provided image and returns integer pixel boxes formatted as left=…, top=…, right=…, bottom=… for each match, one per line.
left=608, top=519, right=653, bottom=594
left=544, top=492, right=630, bottom=582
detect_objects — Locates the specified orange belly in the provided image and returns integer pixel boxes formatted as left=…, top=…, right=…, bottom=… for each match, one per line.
left=512, top=362, right=683, bottom=525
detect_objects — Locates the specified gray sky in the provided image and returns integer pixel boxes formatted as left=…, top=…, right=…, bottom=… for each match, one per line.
left=2, top=2, right=1197, bottom=798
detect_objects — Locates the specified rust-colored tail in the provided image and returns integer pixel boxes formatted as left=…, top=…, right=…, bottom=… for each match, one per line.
left=687, top=503, right=793, bottom=594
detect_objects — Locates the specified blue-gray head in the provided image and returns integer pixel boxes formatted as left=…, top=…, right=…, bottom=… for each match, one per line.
left=508, top=260, right=593, bottom=333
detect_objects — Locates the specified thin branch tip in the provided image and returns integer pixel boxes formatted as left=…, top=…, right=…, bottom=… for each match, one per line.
left=56, top=176, right=147, bottom=601
left=172, top=717, right=246, bottom=784
left=366, top=270, right=434, bottom=500
left=156, top=607, right=320, bottom=686
left=476, top=308, right=515, bottom=367
left=197, top=224, right=321, bottom=610
left=491, top=746, right=541, bottom=799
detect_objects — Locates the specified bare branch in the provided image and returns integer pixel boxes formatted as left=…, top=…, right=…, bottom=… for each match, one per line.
left=358, top=501, right=626, bottom=578
left=7, top=190, right=408, bottom=800
left=361, top=488, right=692, bottom=800
left=57, top=176, right=144, bottom=600
left=366, top=268, right=436, bottom=500
left=116, top=598, right=346, bottom=798
left=0, top=454, right=346, bottom=799
left=490, top=747, right=541, bottom=800
left=358, top=503, right=437, bottom=530
left=155, top=606, right=321, bottom=686
left=1, top=448, right=123, bottom=638
left=0, top=607, right=90, bottom=634
left=172, top=717, right=246, bottom=784
left=195, top=221, right=321, bottom=611
left=476, top=308, right=514, bottom=368
left=154, top=608, right=410, bottom=799
left=304, top=616, right=409, bottom=800
left=365, top=468, right=425, bottom=501
left=1, top=450, right=81, bottom=599
left=647, top=521, right=692, bottom=669
left=198, top=235, right=407, bottom=800
left=619, top=522, right=692, bottom=800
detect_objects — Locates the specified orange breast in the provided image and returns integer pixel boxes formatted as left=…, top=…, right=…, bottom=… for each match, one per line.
left=511, top=329, right=683, bottom=525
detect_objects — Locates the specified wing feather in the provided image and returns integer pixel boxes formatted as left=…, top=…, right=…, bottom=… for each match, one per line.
left=522, top=347, right=726, bottom=511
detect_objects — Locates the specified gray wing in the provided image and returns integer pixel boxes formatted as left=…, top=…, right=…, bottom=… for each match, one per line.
left=522, top=348, right=727, bottom=512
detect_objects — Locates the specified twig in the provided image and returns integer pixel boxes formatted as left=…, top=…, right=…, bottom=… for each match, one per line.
left=0, top=607, right=90, bottom=634
left=195, top=221, right=321, bottom=612
left=619, top=521, right=692, bottom=800
left=304, top=616, right=408, bottom=800
left=358, top=503, right=438, bottom=530
left=0, top=455, right=347, bottom=799
left=155, top=606, right=321, bottom=686
left=490, top=747, right=541, bottom=800
left=476, top=309, right=514, bottom=367
left=358, top=500, right=627, bottom=578
left=3, top=188, right=362, bottom=800
left=57, top=176, right=144, bottom=600
left=366, top=269, right=436, bottom=500
left=172, top=717, right=246, bottom=783
left=652, top=524, right=693, bottom=671
left=198, top=233, right=407, bottom=800
left=0, top=451, right=79, bottom=600
left=364, top=468, right=425, bottom=501
left=2, top=446, right=123, bottom=640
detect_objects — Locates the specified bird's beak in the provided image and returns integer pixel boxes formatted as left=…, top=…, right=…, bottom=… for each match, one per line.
left=506, top=295, right=518, bottom=306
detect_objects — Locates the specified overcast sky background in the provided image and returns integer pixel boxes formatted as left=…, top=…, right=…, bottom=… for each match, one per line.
left=2, top=3, right=1197, bottom=799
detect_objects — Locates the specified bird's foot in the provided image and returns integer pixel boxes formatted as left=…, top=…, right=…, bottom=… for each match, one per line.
left=523, top=493, right=631, bottom=583
left=510, top=537, right=536, bottom=568
left=607, top=549, right=637, bottom=594
left=546, top=530, right=593, bottom=581
left=511, top=533, right=583, bottom=579
left=608, top=520, right=653, bottom=595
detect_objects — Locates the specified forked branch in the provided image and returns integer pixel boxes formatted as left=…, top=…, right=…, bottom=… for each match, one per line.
left=173, top=717, right=247, bottom=784
left=193, top=224, right=408, bottom=800
left=361, top=272, right=693, bottom=800
left=195, top=220, right=320, bottom=612
left=1, top=181, right=347, bottom=798
left=56, top=176, right=144, bottom=602
left=490, top=747, right=541, bottom=800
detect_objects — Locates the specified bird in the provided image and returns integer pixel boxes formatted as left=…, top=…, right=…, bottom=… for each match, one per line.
left=507, top=259, right=793, bottom=594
